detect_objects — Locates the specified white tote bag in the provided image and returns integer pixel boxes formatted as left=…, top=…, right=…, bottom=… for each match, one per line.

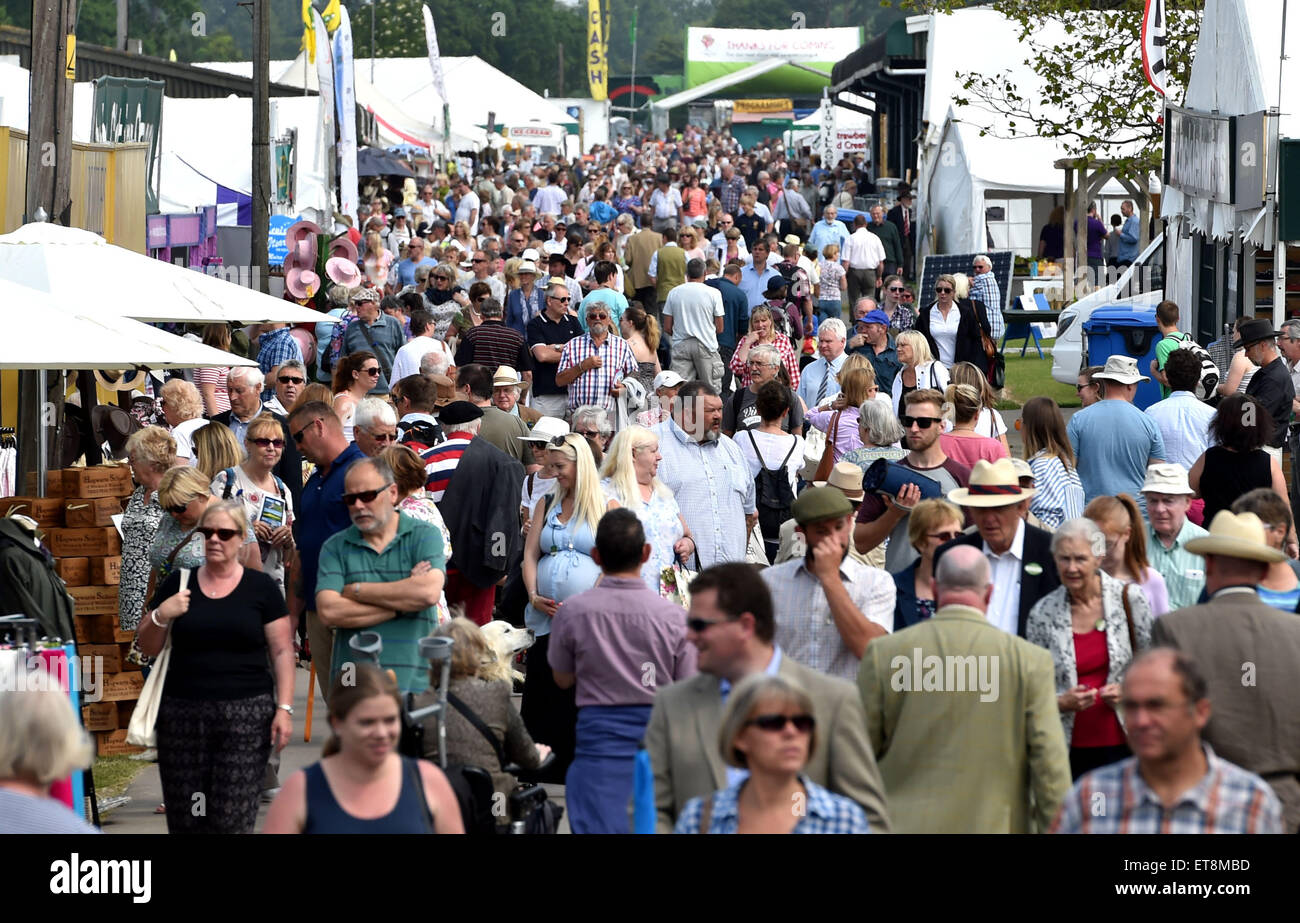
left=125, top=633, right=170, bottom=747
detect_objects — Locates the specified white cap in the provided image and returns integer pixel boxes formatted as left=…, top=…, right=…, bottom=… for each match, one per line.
left=652, top=370, right=686, bottom=391
left=519, top=416, right=570, bottom=443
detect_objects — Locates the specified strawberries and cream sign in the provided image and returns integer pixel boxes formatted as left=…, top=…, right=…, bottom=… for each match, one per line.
left=688, top=27, right=860, bottom=62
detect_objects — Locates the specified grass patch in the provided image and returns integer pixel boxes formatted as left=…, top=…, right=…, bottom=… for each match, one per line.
left=997, top=339, right=1082, bottom=409
left=92, top=756, right=147, bottom=800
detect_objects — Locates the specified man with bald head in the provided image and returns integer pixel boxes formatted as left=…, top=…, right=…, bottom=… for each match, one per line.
left=857, top=543, right=1071, bottom=832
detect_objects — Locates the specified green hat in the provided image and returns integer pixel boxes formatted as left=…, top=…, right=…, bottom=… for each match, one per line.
left=791, top=486, right=853, bottom=526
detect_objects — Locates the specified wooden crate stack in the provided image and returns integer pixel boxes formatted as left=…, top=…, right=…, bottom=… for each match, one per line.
left=9, top=465, right=145, bottom=756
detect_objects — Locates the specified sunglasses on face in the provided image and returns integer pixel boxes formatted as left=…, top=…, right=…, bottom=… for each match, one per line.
left=746, top=713, right=816, bottom=734
left=929, top=530, right=961, bottom=542
left=587, top=313, right=608, bottom=320
left=472, top=257, right=487, bottom=263
left=362, top=367, right=381, bottom=376
left=166, top=503, right=190, bottom=515
left=251, top=437, right=285, bottom=449
left=935, top=287, right=954, bottom=294
left=278, top=375, right=305, bottom=385
left=197, top=526, right=239, bottom=541
left=686, top=616, right=735, bottom=633
left=292, top=418, right=320, bottom=443
left=342, top=486, right=391, bottom=507
left=550, top=296, right=571, bottom=304
left=900, top=414, right=943, bottom=429
left=888, top=286, right=906, bottom=292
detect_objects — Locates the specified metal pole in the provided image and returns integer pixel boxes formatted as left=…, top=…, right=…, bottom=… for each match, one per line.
left=37, top=369, right=46, bottom=500
left=629, top=6, right=638, bottom=126
left=370, top=0, right=375, bottom=85
left=252, top=0, right=271, bottom=293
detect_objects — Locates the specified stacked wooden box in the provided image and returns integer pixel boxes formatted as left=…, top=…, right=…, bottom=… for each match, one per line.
left=9, top=465, right=145, bottom=756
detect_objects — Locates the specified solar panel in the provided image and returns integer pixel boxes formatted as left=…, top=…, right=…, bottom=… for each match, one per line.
left=917, top=251, right=1015, bottom=313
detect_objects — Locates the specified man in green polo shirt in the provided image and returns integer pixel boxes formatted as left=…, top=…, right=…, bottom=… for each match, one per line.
left=316, top=456, right=445, bottom=694
left=1142, top=463, right=1208, bottom=610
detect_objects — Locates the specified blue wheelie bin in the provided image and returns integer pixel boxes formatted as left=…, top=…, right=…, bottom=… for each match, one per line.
left=1082, top=305, right=1162, bottom=410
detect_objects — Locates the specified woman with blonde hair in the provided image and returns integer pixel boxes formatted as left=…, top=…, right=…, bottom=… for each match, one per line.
left=600, top=424, right=696, bottom=590
left=939, top=383, right=1008, bottom=468
left=890, top=329, right=950, bottom=415
left=674, top=673, right=870, bottom=834
left=914, top=272, right=991, bottom=369
left=159, top=378, right=206, bottom=466
left=362, top=230, right=393, bottom=289
left=619, top=305, right=662, bottom=395
left=195, top=324, right=233, bottom=416
left=151, top=467, right=261, bottom=589
left=805, top=367, right=877, bottom=462
left=816, top=243, right=847, bottom=322
left=449, top=220, right=474, bottom=255
left=679, top=227, right=706, bottom=262
left=0, top=665, right=97, bottom=832
left=263, top=664, right=462, bottom=834
left=891, top=498, right=965, bottom=629
left=1021, top=395, right=1084, bottom=530
left=949, top=361, right=1010, bottom=452
left=191, top=421, right=244, bottom=481
left=413, top=618, right=548, bottom=823
left=520, top=433, right=619, bottom=777
left=730, top=304, right=802, bottom=391
left=1084, top=494, right=1170, bottom=617
left=137, top=500, right=291, bottom=832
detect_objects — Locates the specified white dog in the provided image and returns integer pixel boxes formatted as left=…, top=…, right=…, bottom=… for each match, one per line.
left=479, top=621, right=535, bottom=685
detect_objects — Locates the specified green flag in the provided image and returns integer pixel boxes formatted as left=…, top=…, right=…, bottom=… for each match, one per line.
left=629, top=6, right=637, bottom=44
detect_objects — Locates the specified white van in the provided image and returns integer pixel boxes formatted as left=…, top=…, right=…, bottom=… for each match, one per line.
left=1051, top=234, right=1165, bottom=385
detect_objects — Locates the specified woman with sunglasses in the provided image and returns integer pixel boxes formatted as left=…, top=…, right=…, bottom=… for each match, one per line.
left=890, top=330, right=950, bottom=417
left=209, top=415, right=295, bottom=598
left=913, top=272, right=992, bottom=371
left=331, top=350, right=380, bottom=444
left=889, top=499, right=965, bottom=630
left=151, top=467, right=261, bottom=597
left=679, top=227, right=706, bottom=263
left=612, top=183, right=642, bottom=225
left=879, top=275, right=915, bottom=331
left=136, top=500, right=294, bottom=833
left=729, top=305, right=801, bottom=392
left=520, top=433, right=620, bottom=779
left=674, top=674, right=869, bottom=834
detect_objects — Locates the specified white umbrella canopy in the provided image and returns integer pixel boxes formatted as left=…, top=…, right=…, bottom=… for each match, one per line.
left=0, top=278, right=256, bottom=370
left=0, top=222, right=330, bottom=325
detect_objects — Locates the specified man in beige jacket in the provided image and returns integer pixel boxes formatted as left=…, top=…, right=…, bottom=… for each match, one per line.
left=858, top=544, right=1070, bottom=832
left=645, top=562, right=891, bottom=834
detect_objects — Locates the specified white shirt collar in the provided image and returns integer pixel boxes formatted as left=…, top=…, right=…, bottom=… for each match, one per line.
left=983, top=517, right=1025, bottom=561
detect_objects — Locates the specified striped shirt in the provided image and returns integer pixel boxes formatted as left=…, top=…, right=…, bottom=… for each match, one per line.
left=453, top=320, right=533, bottom=373
left=0, top=789, right=100, bottom=833
left=1145, top=518, right=1208, bottom=611
left=422, top=435, right=473, bottom=502
left=1027, top=451, right=1084, bottom=531
left=317, top=513, right=444, bottom=695
left=728, top=335, right=801, bottom=391
left=1052, top=744, right=1283, bottom=834
left=557, top=332, right=639, bottom=412
left=970, top=271, right=1003, bottom=339
left=675, top=776, right=870, bottom=834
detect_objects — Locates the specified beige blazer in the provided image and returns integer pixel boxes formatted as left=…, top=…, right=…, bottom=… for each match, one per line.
left=1152, top=591, right=1300, bottom=833
left=644, top=652, right=891, bottom=834
left=858, top=605, right=1071, bottom=833
left=625, top=229, right=664, bottom=290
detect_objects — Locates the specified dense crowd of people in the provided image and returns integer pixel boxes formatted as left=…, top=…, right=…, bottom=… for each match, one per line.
left=3, top=128, right=1297, bottom=838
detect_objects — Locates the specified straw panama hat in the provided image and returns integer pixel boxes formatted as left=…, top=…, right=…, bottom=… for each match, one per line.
left=1092, top=355, right=1149, bottom=385
left=813, top=461, right=866, bottom=501
left=948, top=458, right=1037, bottom=507
left=1185, top=511, right=1285, bottom=563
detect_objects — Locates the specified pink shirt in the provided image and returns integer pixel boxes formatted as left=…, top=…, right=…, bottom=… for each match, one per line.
left=939, top=432, right=1008, bottom=468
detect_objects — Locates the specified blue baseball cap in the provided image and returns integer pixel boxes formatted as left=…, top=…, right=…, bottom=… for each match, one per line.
left=857, top=309, right=890, bottom=326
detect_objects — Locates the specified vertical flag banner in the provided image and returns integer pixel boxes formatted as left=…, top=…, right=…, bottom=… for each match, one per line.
left=421, top=4, right=452, bottom=161
left=301, top=0, right=315, bottom=61
left=321, top=0, right=342, bottom=33
left=587, top=0, right=608, bottom=101
left=332, top=4, right=358, bottom=227
left=1142, top=0, right=1168, bottom=97
left=313, top=8, right=336, bottom=204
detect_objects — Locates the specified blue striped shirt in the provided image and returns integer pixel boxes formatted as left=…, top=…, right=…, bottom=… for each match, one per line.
left=676, top=776, right=870, bottom=834
left=1027, top=451, right=1084, bottom=530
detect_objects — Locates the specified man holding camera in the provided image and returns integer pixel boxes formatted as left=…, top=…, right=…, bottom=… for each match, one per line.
left=853, top=389, right=971, bottom=573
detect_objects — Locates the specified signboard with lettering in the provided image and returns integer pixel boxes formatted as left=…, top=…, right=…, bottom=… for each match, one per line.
left=268, top=214, right=298, bottom=268
left=836, top=129, right=869, bottom=158
left=1166, top=106, right=1232, bottom=203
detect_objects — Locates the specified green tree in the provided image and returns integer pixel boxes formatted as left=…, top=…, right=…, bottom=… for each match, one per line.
left=896, top=0, right=1201, bottom=180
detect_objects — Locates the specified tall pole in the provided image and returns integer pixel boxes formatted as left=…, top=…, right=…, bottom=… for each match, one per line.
left=22, top=0, right=77, bottom=494
left=629, top=7, right=638, bottom=130
left=370, top=0, right=375, bottom=84
left=115, top=0, right=127, bottom=49
left=558, top=42, right=564, bottom=97
left=252, top=0, right=270, bottom=294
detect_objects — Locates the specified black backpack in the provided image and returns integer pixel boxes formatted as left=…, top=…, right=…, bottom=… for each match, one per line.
left=1165, top=331, right=1221, bottom=404
left=745, top=430, right=797, bottom=561
left=399, top=418, right=446, bottom=454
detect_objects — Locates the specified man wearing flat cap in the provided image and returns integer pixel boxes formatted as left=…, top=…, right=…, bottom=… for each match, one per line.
left=1153, top=510, right=1300, bottom=832
left=762, top=485, right=894, bottom=682
left=1239, top=317, right=1296, bottom=464
left=1067, top=355, right=1167, bottom=514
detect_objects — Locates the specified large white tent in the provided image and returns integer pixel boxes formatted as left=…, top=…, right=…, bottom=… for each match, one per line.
left=0, top=223, right=328, bottom=325
left=197, top=55, right=577, bottom=154
left=912, top=8, right=1143, bottom=258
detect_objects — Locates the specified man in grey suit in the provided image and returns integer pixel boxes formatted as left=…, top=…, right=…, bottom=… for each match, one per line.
left=644, top=563, right=891, bottom=834
left=858, top=545, right=1071, bottom=833
left=1151, top=510, right=1300, bottom=833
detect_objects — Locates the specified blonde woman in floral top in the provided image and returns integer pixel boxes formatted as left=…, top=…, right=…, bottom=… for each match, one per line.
left=119, top=426, right=177, bottom=630
left=816, top=244, right=848, bottom=323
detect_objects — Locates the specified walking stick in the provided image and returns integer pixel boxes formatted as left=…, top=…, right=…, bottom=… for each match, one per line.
left=304, top=661, right=315, bottom=743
